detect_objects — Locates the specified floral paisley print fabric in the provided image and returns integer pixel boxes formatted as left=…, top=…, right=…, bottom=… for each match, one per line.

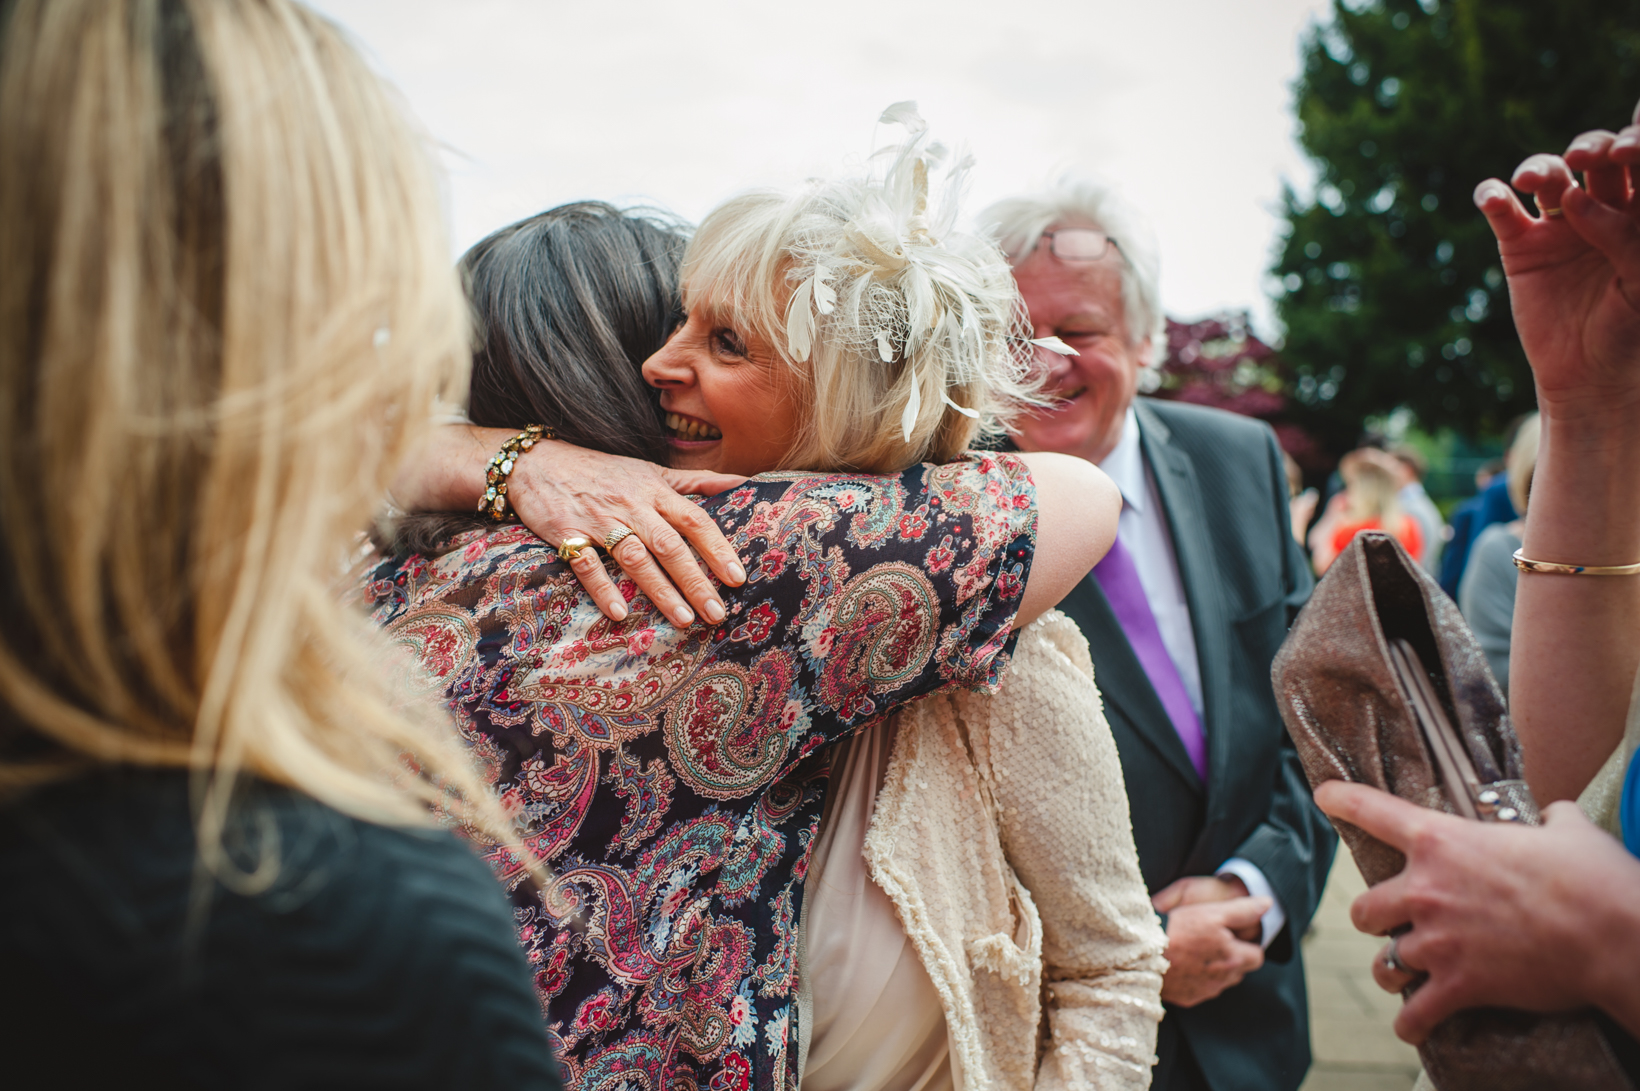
left=363, top=454, right=1036, bottom=1091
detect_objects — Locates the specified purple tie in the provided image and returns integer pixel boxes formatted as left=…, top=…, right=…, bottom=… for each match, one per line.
left=1092, top=535, right=1208, bottom=782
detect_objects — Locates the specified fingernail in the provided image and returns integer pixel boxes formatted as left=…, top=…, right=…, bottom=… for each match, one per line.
left=704, top=600, right=725, bottom=623
left=610, top=602, right=628, bottom=621
left=728, top=561, right=747, bottom=584
left=1511, top=154, right=1551, bottom=182
left=675, top=607, right=695, bottom=626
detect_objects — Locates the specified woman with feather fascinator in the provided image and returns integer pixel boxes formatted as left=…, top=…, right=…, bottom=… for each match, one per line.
left=375, top=105, right=1165, bottom=1091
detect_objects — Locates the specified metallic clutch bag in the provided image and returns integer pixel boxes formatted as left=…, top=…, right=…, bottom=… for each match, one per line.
left=1271, top=530, right=1634, bottom=1091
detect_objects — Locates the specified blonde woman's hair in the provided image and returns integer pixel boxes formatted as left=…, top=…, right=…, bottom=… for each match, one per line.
left=0, top=0, right=507, bottom=876
left=1506, top=413, right=1541, bottom=517
left=1340, top=451, right=1404, bottom=528
left=682, top=103, right=1042, bottom=474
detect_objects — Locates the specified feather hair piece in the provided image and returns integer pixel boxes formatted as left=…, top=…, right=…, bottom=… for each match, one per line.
left=1029, top=336, right=1080, bottom=356
left=812, top=265, right=837, bottom=315
left=786, top=278, right=816, bottom=362
left=875, top=329, right=895, bottom=363
left=766, top=100, right=1044, bottom=460
left=900, top=369, right=922, bottom=440
left=879, top=101, right=927, bottom=136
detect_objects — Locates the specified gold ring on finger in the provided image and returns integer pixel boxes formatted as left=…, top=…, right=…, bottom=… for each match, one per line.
left=604, top=525, right=637, bottom=553
left=557, top=536, right=595, bottom=563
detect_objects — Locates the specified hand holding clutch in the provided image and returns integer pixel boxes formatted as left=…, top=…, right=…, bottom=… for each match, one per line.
left=1271, top=531, right=1635, bottom=1091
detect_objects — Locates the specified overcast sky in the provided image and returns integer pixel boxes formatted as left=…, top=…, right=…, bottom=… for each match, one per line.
left=311, top=0, right=1335, bottom=338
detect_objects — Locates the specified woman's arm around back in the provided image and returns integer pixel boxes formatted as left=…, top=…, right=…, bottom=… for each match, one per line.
left=1012, top=451, right=1120, bottom=630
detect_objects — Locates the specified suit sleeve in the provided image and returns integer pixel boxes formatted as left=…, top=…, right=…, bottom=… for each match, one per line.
left=1226, top=428, right=1335, bottom=963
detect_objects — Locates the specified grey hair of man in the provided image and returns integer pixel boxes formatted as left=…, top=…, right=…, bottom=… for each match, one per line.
left=979, top=179, right=1167, bottom=367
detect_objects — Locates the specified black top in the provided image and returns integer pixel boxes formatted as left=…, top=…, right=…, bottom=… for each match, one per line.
left=0, top=768, right=564, bottom=1090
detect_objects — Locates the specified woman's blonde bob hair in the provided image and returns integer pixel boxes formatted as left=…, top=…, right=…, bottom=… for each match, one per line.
left=682, top=104, right=1042, bottom=474
left=0, top=0, right=503, bottom=871
left=1339, top=450, right=1405, bottom=530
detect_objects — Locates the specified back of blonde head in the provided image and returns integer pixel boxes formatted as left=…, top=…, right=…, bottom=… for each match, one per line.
left=683, top=104, right=1041, bottom=474
left=1341, top=452, right=1403, bottom=528
left=0, top=0, right=486, bottom=861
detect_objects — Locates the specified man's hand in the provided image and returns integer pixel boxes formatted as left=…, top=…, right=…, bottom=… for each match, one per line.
left=1315, top=780, right=1640, bottom=1044
left=1153, top=875, right=1272, bottom=1007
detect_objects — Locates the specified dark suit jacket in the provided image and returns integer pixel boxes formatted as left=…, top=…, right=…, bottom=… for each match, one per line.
left=1053, top=399, right=1336, bottom=1091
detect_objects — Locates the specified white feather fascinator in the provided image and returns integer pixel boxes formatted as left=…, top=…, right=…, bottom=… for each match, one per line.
left=682, top=103, right=1063, bottom=473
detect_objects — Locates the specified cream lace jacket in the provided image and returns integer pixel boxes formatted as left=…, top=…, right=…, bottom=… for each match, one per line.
left=861, top=610, right=1168, bottom=1090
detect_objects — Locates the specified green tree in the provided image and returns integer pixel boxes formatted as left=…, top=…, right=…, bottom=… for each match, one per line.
left=1273, top=0, right=1640, bottom=458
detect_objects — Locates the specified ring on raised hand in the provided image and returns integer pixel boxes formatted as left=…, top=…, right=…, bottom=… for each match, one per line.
left=1541, top=206, right=1564, bottom=218
left=1382, top=934, right=1415, bottom=976
left=604, top=525, right=636, bottom=553
left=558, top=536, right=595, bottom=563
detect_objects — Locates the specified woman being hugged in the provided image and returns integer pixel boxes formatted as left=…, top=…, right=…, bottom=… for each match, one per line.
left=0, top=1, right=560, bottom=1085
left=370, top=110, right=1157, bottom=1090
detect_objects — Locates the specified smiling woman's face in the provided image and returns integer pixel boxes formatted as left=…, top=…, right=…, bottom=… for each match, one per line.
left=641, top=305, right=805, bottom=476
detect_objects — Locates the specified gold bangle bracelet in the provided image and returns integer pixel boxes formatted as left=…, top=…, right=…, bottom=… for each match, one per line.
left=478, top=424, right=552, bottom=523
left=1512, top=549, right=1640, bottom=576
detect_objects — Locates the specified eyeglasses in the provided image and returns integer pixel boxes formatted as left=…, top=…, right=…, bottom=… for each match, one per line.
left=1038, top=227, right=1121, bottom=262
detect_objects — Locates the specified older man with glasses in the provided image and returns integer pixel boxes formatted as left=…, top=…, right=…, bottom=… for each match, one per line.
left=981, top=184, right=1336, bottom=1091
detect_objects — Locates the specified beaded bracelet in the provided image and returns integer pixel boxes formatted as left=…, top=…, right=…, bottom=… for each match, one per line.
left=478, top=424, right=551, bottom=522
left=1512, top=548, right=1640, bottom=577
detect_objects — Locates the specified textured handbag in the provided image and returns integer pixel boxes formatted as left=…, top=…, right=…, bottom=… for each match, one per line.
left=1271, top=530, right=1636, bottom=1091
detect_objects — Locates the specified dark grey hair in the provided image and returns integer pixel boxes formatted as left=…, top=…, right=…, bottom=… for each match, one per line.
left=465, top=200, right=687, bottom=456
left=393, top=201, right=689, bottom=555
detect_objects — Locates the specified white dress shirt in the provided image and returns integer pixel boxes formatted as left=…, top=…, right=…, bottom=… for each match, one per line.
left=1098, top=408, right=1286, bottom=948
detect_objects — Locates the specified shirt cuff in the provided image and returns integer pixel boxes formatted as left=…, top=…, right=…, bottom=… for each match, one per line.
left=1217, top=857, right=1286, bottom=949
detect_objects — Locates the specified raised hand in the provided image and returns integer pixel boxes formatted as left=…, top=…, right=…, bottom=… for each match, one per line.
left=1472, top=99, right=1640, bottom=421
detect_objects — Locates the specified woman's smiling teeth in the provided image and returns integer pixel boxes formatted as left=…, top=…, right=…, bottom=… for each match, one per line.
left=666, top=412, right=722, bottom=441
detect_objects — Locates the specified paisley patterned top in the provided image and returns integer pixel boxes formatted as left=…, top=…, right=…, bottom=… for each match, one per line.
left=362, top=454, right=1036, bottom=1091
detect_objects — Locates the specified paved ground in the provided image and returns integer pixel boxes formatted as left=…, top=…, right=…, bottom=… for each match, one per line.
left=1299, top=853, right=1424, bottom=1091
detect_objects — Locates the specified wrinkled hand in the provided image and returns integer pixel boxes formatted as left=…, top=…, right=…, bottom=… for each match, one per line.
left=1153, top=875, right=1270, bottom=1007
left=1314, top=780, right=1640, bottom=1045
left=1473, top=98, right=1640, bottom=421
left=508, top=441, right=747, bottom=627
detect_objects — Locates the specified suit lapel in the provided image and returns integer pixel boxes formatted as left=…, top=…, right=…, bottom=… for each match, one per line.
left=1057, top=564, right=1203, bottom=792
left=1135, top=401, right=1232, bottom=802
